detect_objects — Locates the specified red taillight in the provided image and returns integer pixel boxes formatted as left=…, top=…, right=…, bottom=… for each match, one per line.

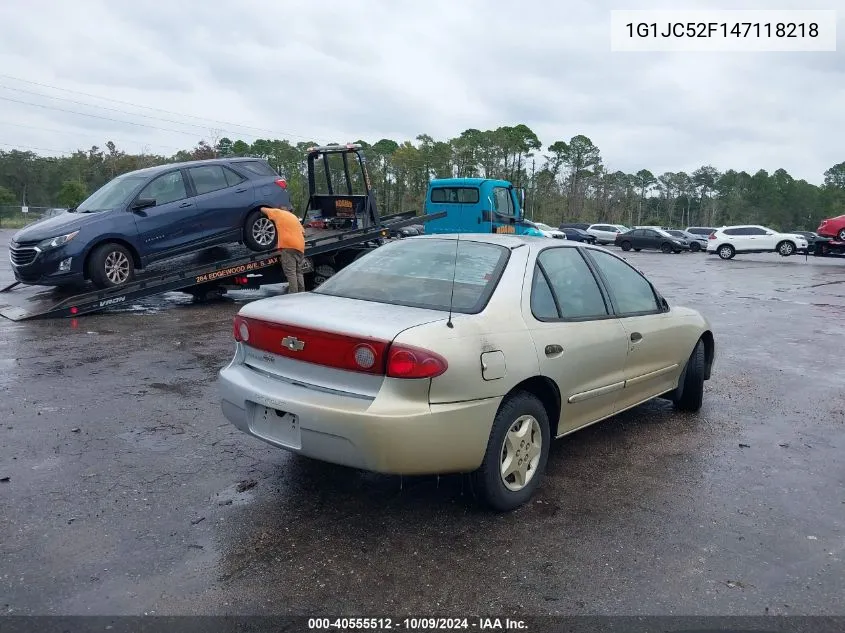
left=234, top=316, right=389, bottom=374
left=274, top=178, right=287, bottom=189
left=69, top=306, right=78, bottom=315
left=233, top=317, right=448, bottom=378
left=233, top=315, right=250, bottom=342
left=708, top=233, right=717, bottom=239
left=386, top=344, right=448, bottom=379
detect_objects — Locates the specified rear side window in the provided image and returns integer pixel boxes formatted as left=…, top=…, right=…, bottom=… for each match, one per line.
left=235, top=160, right=278, bottom=177
left=188, top=165, right=230, bottom=195
left=430, top=187, right=480, bottom=204
left=314, top=238, right=509, bottom=314
left=723, top=228, right=744, bottom=235
left=532, top=248, right=609, bottom=320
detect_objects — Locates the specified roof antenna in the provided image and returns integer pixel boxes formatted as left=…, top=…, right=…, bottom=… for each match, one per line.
left=446, top=231, right=461, bottom=329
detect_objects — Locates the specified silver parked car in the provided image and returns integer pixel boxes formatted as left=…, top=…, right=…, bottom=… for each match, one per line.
left=218, top=234, right=715, bottom=511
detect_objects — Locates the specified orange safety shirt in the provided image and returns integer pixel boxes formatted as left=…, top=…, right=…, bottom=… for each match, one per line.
left=262, top=207, right=305, bottom=252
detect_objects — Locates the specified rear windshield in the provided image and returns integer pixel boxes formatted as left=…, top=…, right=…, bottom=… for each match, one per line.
left=314, top=238, right=510, bottom=313
left=430, top=187, right=480, bottom=204
left=687, top=227, right=714, bottom=235
left=235, top=160, right=278, bottom=177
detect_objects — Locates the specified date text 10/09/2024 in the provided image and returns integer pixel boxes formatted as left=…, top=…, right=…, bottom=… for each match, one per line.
left=308, top=618, right=527, bottom=630
left=625, top=22, right=819, bottom=38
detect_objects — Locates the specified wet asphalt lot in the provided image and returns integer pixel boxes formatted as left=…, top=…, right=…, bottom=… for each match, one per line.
left=0, top=228, right=843, bottom=617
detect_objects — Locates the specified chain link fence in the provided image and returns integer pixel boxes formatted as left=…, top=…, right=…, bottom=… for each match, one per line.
left=0, top=206, right=64, bottom=230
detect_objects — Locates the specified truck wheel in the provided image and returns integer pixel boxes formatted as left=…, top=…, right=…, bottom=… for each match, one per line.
left=87, top=243, right=135, bottom=289
left=777, top=241, right=795, bottom=256
left=718, top=244, right=735, bottom=260
left=471, top=391, right=550, bottom=512
left=244, top=210, right=276, bottom=251
left=312, top=263, right=337, bottom=287
left=661, top=242, right=673, bottom=254
left=620, top=241, right=632, bottom=251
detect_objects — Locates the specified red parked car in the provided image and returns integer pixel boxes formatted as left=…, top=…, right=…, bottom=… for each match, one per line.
left=817, top=214, right=845, bottom=241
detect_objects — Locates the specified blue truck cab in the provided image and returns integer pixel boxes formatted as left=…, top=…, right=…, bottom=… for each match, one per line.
left=422, top=178, right=544, bottom=237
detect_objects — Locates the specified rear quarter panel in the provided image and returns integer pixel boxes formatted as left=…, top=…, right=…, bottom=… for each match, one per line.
left=391, top=245, right=541, bottom=404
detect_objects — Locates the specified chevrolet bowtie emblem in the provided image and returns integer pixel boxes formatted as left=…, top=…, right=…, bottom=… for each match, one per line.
left=281, top=336, right=305, bottom=351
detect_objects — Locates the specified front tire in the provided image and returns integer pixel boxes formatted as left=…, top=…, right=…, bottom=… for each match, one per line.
left=87, top=243, right=135, bottom=289
left=661, top=242, right=673, bottom=254
left=717, top=244, right=735, bottom=260
left=838, top=228, right=845, bottom=241
left=472, top=391, right=550, bottom=512
left=244, top=210, right=276, bottom=251
left=620, top=241, right=632, bottom=251
left=672, top=340, right=706, bottom=413
left=777, top=240, right=795, bottom=256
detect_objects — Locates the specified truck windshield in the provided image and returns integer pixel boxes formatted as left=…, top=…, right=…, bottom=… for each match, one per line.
left=314, top=238, right=510, bottom=314
left=76, top=174, right=147, bottom=213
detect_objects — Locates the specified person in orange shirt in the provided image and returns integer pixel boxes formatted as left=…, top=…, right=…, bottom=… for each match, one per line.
left=260, top=206, right=306, bottom=293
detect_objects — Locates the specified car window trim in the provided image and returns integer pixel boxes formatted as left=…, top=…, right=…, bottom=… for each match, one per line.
left=528, top=246, right=615, bottom=323
left=581, top=247, right=663, bottom=318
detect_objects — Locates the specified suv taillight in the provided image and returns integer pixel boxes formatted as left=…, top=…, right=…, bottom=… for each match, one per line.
left=708, top=233, right=717, bottom=239
left=274, top=179, right=287, bottom=189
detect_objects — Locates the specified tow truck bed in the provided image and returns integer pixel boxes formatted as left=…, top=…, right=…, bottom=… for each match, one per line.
left=0, top=210, right=439, bottom=321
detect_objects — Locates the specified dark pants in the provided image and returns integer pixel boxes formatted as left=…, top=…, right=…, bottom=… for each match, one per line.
left=280, top=248, right=305, bottom=293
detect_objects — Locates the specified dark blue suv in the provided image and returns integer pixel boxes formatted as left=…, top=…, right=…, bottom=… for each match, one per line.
left=9, top=157, right=291, bottom=289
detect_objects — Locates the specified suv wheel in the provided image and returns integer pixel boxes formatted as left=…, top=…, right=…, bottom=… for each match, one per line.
left=88, top=243, right=135, bottom=289
left=244, top=210, right=276, bottom=251
left=718, top=244, right=735, bottom=260
left=777, top=241, right=795, bottom=256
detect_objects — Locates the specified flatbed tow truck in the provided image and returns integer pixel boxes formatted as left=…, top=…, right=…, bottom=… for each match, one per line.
left=0, top=144, right=444, bottom=321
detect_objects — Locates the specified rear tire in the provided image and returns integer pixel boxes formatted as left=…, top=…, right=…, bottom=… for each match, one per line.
left=777, top=240, right=795, bottom=257
left=661, top=242, right=673, bottom=254
left=244, top=210, right=276, bottom=251
left=472, top=391, right=550, bottom=512
left=718, top=244, right=735, bottom=260
left=672, top=340, right=706, bottom=413
left=87, top=243, right=135, bottom=289
left=689, top=242, right=701, bottom=252
left=620, top=241, right=632, bottom=251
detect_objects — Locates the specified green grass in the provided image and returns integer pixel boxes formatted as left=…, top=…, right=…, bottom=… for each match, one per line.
left=0, top=216, right=41, bottom=229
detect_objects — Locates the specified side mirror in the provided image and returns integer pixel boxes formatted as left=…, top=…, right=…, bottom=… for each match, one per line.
left=131, top=198, right=156, bottom=211
left=659, top=296, right=669, bottom=311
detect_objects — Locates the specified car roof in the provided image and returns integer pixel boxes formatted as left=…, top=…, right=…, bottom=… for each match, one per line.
left=409, top=233, right=600, bottom=253
left=121, top=156, right=270, bottom=178
left=428, top=177, right=512, bottom=188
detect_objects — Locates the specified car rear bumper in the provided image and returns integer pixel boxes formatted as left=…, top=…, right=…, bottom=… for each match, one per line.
left=218, top=363, right=500, bottom=475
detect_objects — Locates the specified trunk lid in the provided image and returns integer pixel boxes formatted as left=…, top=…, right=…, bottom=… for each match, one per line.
left=235, top=292, right=447, bottom=398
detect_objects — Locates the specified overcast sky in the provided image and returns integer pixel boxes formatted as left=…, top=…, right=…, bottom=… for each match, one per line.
left=0, top=0, right=842, bottom=184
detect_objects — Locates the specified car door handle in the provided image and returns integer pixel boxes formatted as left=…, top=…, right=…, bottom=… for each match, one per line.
left=235, top=187, right=248, bottom=193
left=545, top=344, right=563, bottom=356
left=178, top=201, right=192, bottom=208
left=630, top=332, right=643, bottom=342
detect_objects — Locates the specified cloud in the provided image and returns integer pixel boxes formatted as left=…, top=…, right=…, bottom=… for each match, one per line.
left=0, top=0, right=842, bottom=182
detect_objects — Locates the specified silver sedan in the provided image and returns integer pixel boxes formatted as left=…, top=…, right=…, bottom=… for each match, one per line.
left=218, top=234, right=715, bottom=511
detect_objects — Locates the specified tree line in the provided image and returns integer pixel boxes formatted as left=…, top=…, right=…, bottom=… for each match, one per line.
left=1, top=124, right=843, bottom=231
